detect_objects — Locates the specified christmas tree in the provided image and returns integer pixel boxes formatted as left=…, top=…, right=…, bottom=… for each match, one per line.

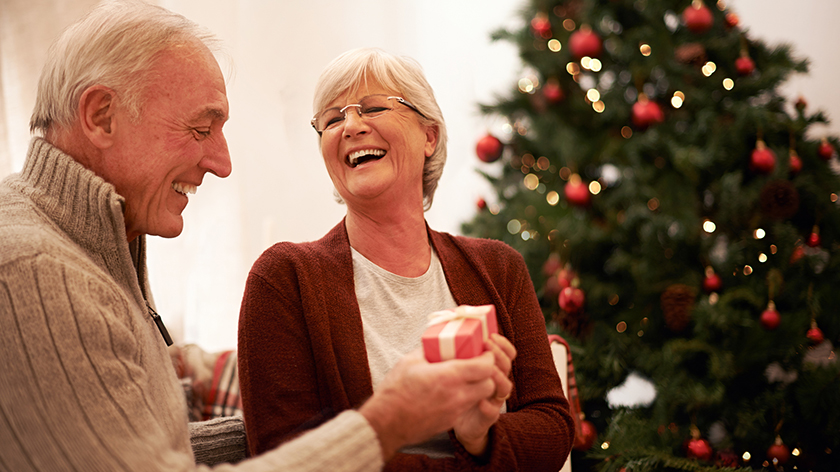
left=462, top=1, right=840, bottom=470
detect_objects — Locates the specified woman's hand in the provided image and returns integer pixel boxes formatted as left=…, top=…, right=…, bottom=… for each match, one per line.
left=453, top=333, right=517, bottom=457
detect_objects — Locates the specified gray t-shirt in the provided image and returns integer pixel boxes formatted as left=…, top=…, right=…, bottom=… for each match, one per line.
left=352, top=246, right=458, bottom=457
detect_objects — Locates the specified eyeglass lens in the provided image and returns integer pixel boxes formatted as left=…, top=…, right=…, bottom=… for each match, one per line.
left=316, top=95, right=396, bottom=132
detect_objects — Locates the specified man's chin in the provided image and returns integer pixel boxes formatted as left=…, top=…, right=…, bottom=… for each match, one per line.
left=147, top=219, right=185, bottom=239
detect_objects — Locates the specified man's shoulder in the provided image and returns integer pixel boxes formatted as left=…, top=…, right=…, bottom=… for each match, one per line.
left=0, top=188, right=79, bottom=268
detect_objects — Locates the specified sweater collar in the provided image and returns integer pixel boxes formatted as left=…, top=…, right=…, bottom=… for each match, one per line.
left=18, top=137, right=151, bottom=305
left=20, top=137, right=130, bottom=253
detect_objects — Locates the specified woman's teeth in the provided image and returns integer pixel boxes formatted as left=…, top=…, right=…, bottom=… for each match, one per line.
left=172, top=182, right=197, bottom=196
left=348, top=149, right=385, bottom=167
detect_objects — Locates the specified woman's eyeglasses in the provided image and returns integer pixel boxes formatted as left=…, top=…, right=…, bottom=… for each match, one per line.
left=311, top=94, right=426, bottom=135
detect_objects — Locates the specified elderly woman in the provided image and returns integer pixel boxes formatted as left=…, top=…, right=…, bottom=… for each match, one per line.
left=238, top=48, right=574, bottom=471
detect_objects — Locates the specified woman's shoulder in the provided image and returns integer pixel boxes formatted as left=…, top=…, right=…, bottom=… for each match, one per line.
left=250, top=222, right=350, bottom=276
left=433, top=229, right=522, bottom=261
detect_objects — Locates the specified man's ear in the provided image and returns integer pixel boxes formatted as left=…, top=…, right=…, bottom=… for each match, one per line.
left=424, top=124, right=439, bottom=158
left=78, top=85, right=117, bottom=149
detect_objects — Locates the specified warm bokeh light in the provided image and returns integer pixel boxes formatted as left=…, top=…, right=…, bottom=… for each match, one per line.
left=537, top=156, right=550, bottom=170
left=703, top=220, right=716, bottom=233
left=671, top=96, right=683, bottom=108
left=559, top=166, right=572, bottom=180
left=589, top=181, right=602, bottom=194
left=589, top=59, right=602, bottom=72
left=518, top=77, right=535, bottom=93
left=723, top=78, right=734, bottom=90
left=563, top=19, right=576, bottom=31
left=547, top=191, right=560, bottom=206
left=758, top=253, right=768, bottom=263
left=639, top=43, right=651, bottom=56
left=621, top=126, right=633, bottom=138
left=548, top=39, right=562, bottom=52
left=507, top=219, right=521, bottom=234
left=524, top=173, right=540, bottom=190
left=754, top=228, right=765, bottom=239
left=616, top=321, right=627, bottom=333
left=593, top=100, right=605, bottom=112
left=744, top=265, right=753, bottom=275
left=647, top=198, right=660, bottom=211
left=586, top=88, right=600, bottom=102
left=566, top=62, right=580, bottom=75
left=581, top=56, right=592, bottom=69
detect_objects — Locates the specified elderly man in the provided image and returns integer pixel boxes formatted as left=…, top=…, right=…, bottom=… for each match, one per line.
left=0, top=1, right=509, bottom=470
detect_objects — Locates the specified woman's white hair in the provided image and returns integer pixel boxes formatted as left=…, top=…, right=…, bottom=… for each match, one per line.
left=30, top=0, right=219, bottom=135
left=312, top=48, right=448, bottom=211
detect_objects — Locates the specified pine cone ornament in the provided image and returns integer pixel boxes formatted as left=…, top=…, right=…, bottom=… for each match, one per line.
left=760, top=180, right=800, bottom=220
left=661, top=284, right=696, bottom=332
left=554, top=310, right=591, bottom=338
left=675, top=43, right=707, bottom=64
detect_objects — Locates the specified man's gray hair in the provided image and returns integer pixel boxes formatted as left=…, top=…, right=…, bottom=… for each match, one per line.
left=312, top=48, right=448, bottom=211
left=30, top=0, right=219, bottom=135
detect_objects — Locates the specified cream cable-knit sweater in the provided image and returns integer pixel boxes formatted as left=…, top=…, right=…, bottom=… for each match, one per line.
left=0, top=138, right=382, bottom=471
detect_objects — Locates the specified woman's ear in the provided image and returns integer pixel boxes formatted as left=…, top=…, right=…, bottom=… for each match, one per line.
left=424, top=124, right=439, bottom=158
left=78, top=85, right=117, bottom=149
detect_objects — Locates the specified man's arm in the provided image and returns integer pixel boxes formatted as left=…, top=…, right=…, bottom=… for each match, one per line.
left=358, top=349, right=504, bottom=461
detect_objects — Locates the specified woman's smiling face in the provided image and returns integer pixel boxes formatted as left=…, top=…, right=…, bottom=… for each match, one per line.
left=317, top=77, right=437, bottom=211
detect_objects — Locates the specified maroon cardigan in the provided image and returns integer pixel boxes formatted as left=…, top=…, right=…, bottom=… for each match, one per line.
left=238, top=221, right=574, bottom=471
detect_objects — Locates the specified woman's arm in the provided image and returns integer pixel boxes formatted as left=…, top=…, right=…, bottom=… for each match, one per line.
left=238, top=258, right=328, bottom=456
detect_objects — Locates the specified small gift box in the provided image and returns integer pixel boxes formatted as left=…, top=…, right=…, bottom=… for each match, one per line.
left=422, top=305, right=498, bottom=363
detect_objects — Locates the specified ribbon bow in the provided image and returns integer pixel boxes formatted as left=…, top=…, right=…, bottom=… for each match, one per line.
left=427, top=305, right=493, bottom=341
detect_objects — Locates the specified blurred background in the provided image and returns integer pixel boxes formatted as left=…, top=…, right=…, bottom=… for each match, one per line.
left=1, top=0, right=838, bottom=352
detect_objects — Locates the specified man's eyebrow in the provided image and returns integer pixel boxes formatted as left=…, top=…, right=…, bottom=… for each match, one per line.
left=195, top=108, right=228, bottom=122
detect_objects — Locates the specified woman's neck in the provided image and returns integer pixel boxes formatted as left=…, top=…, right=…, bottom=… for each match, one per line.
left=345, top=205, right=430, bottom=278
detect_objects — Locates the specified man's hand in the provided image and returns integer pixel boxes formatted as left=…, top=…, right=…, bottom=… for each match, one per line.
left=358, top=348, right=500, bottom=460
left=453, top=334, right=517, bottom=456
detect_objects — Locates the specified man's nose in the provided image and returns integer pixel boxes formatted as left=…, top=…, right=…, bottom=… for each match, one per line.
left=201, top=132, right=232, bottom=178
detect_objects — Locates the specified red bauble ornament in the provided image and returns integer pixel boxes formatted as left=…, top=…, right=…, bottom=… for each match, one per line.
left=818, top=138, right=835, bottom=160
left=760, top=301, right=781, bottom=330
left=632, top=94, right=664, bottom=128
left=544, top=275, right=563, bottom=300
left=724, top=12, right=739, bottom=29
left=531, top=14, right=552, bottom=38
left=790, top=243, right=805, bottom=264
left=564, top=174, right=591, bottom=206
left=750, top=140, right=776, bottom=174
left=573, top=419, right=597, bottom=451
left=789, top=150, right=802, bottom=175
left=686, top=438, right=713, bottom=461
left=807, top=226, right=821, bottom=248
left=767, top=436, right=790, bottom=465
left=542, top=79, right=565, bottom=104
left=683, top=0, right=714, bottom=34
left=542, top=254, right=562, bottom=277
left=475, top=134, right=503, bottom=163
left=703, top=267, right=722, bottom=293
left=569, top=25, right=602, bottom=59
left=795, top=96, right=807, bottom=112
left=807, top=323, right=825, bottom=345
left=559, top=286, right=585, bottom=314
left=476, top=197, right=487, bottom=211
left=556, top=266, right=576, bottom=289
left=735, top=55, right=755, bottom=76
